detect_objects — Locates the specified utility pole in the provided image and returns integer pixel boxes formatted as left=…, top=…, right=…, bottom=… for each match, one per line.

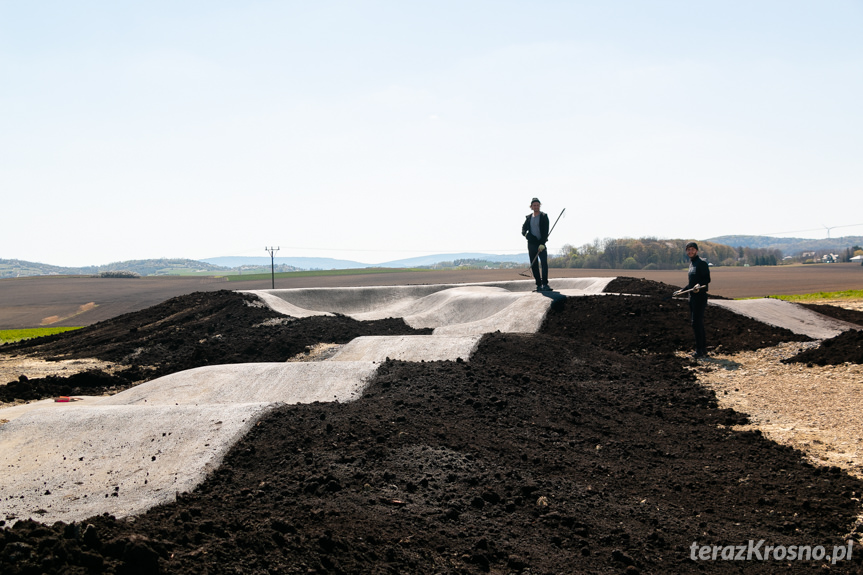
left=265, top=246, right=279, bottom=289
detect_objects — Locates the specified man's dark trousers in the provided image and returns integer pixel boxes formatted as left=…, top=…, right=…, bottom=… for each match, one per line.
left=528, top=243, right=548, bottom=288
left=689, top=294, right=708, bottom=354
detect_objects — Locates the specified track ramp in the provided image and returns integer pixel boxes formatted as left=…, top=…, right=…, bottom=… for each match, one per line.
left=710, top=298, right=860, bottom=339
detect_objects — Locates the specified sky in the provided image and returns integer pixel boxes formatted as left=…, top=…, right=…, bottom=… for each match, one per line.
left=2, top=1, right=862, bottom=267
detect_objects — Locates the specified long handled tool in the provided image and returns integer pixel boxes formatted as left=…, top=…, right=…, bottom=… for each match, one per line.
left=519, top=208, right=566, bottom=278
left=672, top=284, right=705, bottom=297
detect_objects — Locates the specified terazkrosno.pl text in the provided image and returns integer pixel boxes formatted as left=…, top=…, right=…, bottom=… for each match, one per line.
left=690, top=540, right=853, bottom=564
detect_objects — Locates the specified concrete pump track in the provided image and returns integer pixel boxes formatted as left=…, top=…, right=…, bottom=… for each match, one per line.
left=1, top=276, right=863, bottom=574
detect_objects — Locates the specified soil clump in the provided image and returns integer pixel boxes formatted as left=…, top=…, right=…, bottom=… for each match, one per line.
left=2, top=280, right=863, bottom=574
left=782, top=328, right=863, bottom=366
left=604, top=276, right=727, bottom=301
left=800, top=302, right=863, bottom=327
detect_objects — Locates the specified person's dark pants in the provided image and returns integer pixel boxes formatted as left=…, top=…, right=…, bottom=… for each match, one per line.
left=527, top=242, right=548, bottom=287
left=689, top=294, right=708, bottom=354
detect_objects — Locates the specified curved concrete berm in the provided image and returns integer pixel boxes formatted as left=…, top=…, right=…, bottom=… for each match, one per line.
left=241, top=278, right=613, bottom=324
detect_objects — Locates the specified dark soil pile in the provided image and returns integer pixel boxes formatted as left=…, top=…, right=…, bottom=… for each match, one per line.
left=543, top=295, right=810, bottom=355
left=604, top=276, right=728, bottom=300
left=800, top=303, right=863, bottom=327
left=2, top=280, right=863, bottom=574
left=1, top=369, right=148, bottom=404
left=783, top=329, right=863, bottom=366
left=604, top=276, right=680, bottom=299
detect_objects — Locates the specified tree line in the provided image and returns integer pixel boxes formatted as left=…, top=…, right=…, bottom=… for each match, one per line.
left=548, top=238, right=785, bottom=270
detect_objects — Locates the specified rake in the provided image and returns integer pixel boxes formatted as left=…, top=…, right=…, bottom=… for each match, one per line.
left=518, top=208, right=566, bottom=278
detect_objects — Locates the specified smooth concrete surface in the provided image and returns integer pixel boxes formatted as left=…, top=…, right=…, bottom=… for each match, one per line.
left=329, top=335, right=483, bottom=362
left=0, top=402, right=279, bottom=525
left=432, top=292, right=562, bottom=335
left=710, top=298, right=861, bottom=339
left=96, top=362, right=379, bottom=406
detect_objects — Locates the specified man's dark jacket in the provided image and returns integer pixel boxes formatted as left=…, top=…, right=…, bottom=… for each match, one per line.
left=522, top=212, right=550, bottom=244
left=685, top=255, right=711, bottom=297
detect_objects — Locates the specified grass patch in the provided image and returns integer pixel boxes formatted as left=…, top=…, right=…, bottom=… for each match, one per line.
left=224, top=268, right=431, bottom=282
left=739, top=289, right=863, bottom=301
left=0, top=327, right=83, bottom=344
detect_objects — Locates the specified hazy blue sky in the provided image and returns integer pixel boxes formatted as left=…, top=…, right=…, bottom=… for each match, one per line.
left=2, top=1, right=861, bottom=267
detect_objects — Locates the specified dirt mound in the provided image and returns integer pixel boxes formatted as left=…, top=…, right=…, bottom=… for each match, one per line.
left=2, top=280, right=863, bottom=574
left=0, top=368, right=148, bottom=403
left=782, top=329, right=863, bottom=366
left=604, top=276, right=728, bottom=300
left=543, top=294, right=811, bottom=355
left=604, top=276, right=681, bottom=299
left=800, top=303, right=863, bottom=326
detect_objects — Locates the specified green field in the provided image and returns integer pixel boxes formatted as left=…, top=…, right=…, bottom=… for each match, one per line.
left=767, top=289, right=863, bottom=302
left=0, top=327, right=84, bottom=344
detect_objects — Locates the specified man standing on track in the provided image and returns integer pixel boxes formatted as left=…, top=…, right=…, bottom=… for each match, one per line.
left=522, top=198, right=551, bottom=292
left=682, top=241, right=711, bottom=358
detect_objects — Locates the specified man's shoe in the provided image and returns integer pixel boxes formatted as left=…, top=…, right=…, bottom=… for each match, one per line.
left=541, top=284, right=552, bottom=291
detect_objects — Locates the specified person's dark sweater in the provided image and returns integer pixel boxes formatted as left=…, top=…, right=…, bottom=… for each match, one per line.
left=685, top=255, right=711, bottom=297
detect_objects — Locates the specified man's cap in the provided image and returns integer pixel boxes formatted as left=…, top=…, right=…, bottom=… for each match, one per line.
left=685, top=241, right=698, bottom=250
left=530, top=197, right=541, bottom=204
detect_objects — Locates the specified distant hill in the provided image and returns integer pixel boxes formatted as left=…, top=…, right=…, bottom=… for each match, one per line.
left=1, top=253, right=529, bottom=278
left=381, top=253, right=529, bottom=267
left=706, top=235, right=863, bottom=256
left=95, top=259, right=230, bottom=276
left=0, top=259, right=97, bottom=278
left=0, top=258, right=228, bottom=279
left=202, top=256, right=369, bottom=270
left=202, top=253, right=529, bottom=270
